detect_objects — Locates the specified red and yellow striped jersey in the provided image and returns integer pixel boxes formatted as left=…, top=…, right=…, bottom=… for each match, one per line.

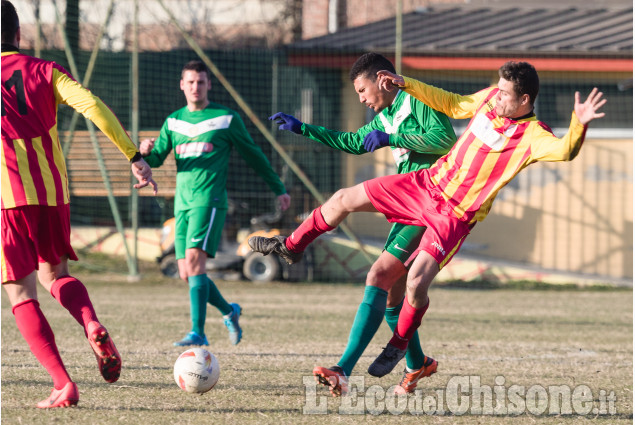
left=1, top=50, right=138, bottom=209
left=402, top=77, right=587, bottom=224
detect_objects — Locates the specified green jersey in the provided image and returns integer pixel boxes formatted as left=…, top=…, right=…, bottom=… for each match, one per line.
left=301, top=90, right=456, bottom=173
left=145, top=102, right=286, bottom=211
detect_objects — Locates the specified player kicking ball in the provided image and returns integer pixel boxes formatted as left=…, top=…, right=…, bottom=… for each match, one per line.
left=250, top=61, right=606, bottom=386
left=267, top=52, right=455, bottom=396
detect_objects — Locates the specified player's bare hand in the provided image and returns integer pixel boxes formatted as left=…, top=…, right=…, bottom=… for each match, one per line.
left=139, top=138, right=156, bottom=156
left=131, top=158, right=158, bottom=194
left=574, top=88, right=606, bottom=126
left=377, top=70, right=405, bottom=91
left=277, top=193, right=291, bottom=211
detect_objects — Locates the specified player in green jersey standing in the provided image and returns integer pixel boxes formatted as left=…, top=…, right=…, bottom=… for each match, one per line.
left=140, top=60, right=290, bottom=347
left=267, top=52, right=456, bottom=396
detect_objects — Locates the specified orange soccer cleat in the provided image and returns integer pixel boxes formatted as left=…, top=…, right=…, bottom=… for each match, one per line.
left=394, top=356, right=438, bottom=394
left=313, top=365, right=348, bottom=397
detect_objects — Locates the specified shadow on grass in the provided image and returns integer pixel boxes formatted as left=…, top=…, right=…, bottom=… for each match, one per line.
left=435, top=279, right=630, bottom=291
left=1, top=404, right=303, bottom=415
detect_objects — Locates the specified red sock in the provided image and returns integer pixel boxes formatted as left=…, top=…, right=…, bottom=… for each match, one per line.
left=389, top=297, right=429, bottom=350
left=285, top=206, right=334, bottom=253
left=50, top=276, right=98, bottom=331
left=13, top=299, right=72, bottom=390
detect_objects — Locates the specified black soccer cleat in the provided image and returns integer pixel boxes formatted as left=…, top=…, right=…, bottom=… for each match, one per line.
left=367, top=343, right=407, bottom=377
left=248, top=235, right=304, bottom=265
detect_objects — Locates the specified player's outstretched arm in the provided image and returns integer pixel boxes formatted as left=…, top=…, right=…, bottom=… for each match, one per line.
left=574, top=88, right=606, bottom=125
left=131, top=158, right=158, bottom=194
left=377, top=70, right=405, bottom=90
left=269, top=112, right=303, bottom=134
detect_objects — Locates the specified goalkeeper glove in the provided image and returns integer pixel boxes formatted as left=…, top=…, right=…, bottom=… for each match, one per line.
left=363, top=130, right=390, bottom=152
left=269, top=112, right=303, bottom=134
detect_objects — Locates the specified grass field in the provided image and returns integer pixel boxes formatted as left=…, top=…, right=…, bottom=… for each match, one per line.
left=1, top=254, right=632, bottom=424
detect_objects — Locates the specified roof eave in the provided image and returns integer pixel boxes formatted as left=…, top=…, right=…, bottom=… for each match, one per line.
left=285, top=49, right=633, bottom=72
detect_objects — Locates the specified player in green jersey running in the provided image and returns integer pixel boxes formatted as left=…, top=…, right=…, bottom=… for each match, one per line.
left=267, top=52, right=456, bottom=396
left=140, top=60, right=290, bottom=347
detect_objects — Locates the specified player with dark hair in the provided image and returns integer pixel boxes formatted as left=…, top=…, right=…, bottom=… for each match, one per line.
left=181, top=59, right=211, bottom=79
left=268, top=52, right=456, bottom=396
left=140, top=60, right=290, bottom=348
left=251, top=61, right=606, bottom=379
left=1, top=0, right=157, bottom=408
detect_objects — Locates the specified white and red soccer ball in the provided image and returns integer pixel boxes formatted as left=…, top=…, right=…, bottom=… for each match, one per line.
left=173, top=348, right=220, bottom=394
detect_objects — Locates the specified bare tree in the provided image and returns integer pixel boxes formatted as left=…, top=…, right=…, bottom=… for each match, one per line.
left=135, top=0, right=302, bottom=51
left=18, top=0, right=303, bottom=52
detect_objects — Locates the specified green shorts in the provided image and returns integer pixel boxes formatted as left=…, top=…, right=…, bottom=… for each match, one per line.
left=174, top=206, right=227, bottom=260
left=384, top=222, right=427, bottom=267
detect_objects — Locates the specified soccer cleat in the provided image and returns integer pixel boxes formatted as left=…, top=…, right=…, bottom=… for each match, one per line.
left=394, top=356, right=438, bottom=394
left=173, top=331, right=209, bottom=347
left=248, top=235, right=304, bottom=265
left=86, top=321, right=121, bottom=383
left=313, top=365, right=348, bottom=397
left=367, top=343, right=407, bottom=377
left=223, top=303, right=242, bottom=345
left=36, top=382, right=79, bottom=409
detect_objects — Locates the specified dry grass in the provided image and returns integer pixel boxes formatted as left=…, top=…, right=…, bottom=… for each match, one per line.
left=1, top=255, right=632, bottom=424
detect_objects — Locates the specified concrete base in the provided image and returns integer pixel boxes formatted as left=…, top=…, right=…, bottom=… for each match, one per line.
left=70, top=226, right=162, bottom=262
left=70, top=226, right=631, bottom=287
left=309, top=234, right=631, bottom=287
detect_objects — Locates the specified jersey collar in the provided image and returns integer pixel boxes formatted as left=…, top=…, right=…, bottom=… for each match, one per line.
left=382, top=89, right=403, bottom=116
left=1, top=43, right=19, bottom=53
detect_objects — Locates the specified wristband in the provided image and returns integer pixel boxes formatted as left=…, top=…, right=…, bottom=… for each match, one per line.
left=130, top=152, right=143, bottom=163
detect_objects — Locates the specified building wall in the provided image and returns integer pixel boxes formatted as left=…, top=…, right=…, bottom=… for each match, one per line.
left=468, top=139, right=632, bottom=280
left=343, top=138, right=633, bottom=280
left=302, top=0, right=466, bottom=40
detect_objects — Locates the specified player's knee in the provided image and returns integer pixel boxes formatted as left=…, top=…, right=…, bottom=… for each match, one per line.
left=406, top=278, right=430, bottom=299
left=183, top=249, right=206, bottom=276
left=328, top=189, right=347, bottom=209
left=339, top=189, right=365, bottom=213
left=366, top=268, right=393, bottom=290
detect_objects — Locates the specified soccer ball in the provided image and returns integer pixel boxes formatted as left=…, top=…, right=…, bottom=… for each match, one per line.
left=173, top=348, right=220, bottom=394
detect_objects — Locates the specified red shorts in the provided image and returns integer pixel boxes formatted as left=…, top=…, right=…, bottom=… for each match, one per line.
left=1, top=204, right=78, bottom=283
left=363, top=170, right=474, bottom=269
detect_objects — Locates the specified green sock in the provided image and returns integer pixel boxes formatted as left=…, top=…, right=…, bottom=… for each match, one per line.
left=385, top=299, right=426, bottom=371
left=206, top=276, right=232, bottom=316
left=188, top=274, right=209, bottom=336
left=337, top=286, right=387, bottom=376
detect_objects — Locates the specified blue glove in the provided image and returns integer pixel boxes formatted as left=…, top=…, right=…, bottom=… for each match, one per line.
left=363, top=130, right=390, bottom=152
left=269, top=112, right=303, bottom=134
